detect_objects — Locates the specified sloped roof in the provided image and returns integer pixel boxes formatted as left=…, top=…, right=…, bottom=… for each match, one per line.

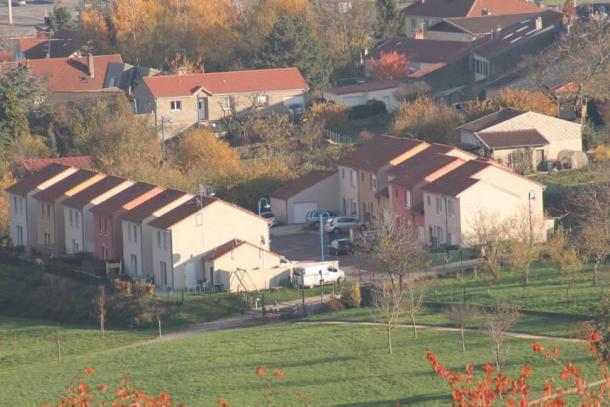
left=325, top=80, right=401, bottom=96
left=458, top=108, right=525, bottom=132
left=203, top=239, right=283, bottom=262
left=387, top=144, right=455, bottom=177
left=22, top=54, right=123, bottom=92
left=422, top=160, right=491, bottom=196
left=148, top=196, right=217, bottom=229
left=62, top=176, right=127, bottom=209
left=16, top=32, right=83, bottom=60
left=32, top=169, right=99, bottom=202
left=402, top=0, right=541, bottom=18
left=90, top=182, right=159, bottom=216
left=21, top=156, right=94, bottom=173
left=271, top=170, right=337, bottom=200
left=142, top=67, right=308, bottom=98
left=337, top=136, right=426, bottom=172
left=430, top=13, right=541, bottom=35
left=120, top=190, right=189, bottom=223
left=5, top=163, right=71, bottom=196
left=369, top=38, right=472, bottom=63
left=475, top=129, right=549, bottom=149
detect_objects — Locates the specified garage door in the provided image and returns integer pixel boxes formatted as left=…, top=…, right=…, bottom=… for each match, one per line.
left=185, top=262, right=197, bottom=290
left=292, top=202, right=318, bottom=224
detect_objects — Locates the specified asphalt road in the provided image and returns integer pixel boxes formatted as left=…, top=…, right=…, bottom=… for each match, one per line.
left=0, top=0, right=80, bottom=38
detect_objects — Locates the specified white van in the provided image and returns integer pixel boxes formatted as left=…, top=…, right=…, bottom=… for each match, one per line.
left=293, top=262, right=345, bottom=288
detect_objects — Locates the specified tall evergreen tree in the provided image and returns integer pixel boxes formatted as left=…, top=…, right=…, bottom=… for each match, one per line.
left=375, top=0, right=401, bottom=40
left=255, top=15, right=331, bottom=88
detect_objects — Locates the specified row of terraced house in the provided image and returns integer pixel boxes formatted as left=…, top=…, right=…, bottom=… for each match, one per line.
left=6, top=164, right=290, bottom=292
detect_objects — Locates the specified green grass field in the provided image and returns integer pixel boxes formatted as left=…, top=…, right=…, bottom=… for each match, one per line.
left=0, top=318, right=599, bottom=406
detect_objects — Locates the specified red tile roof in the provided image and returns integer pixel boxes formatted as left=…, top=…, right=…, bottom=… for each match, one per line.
left=271, top=170, right=337, bottom=200
left=16, top=33, right=82, bottom=60
left=5, top=163, right=72, bottom=196
left=403, top=0, right=541, bottom=18
left=142, top=67, right=308, bottom=98
left=387, top=144, right=455, bottom=176
left=148, top=196, right=217, bottom=229
left=62, top=176, right=127, bottom=209
left=475, top=129, right=549, bottom=149
left=22, top=54, right=123, bottom=92
left=458, top=107, right=525, bottom=132
left=32, top=169, right=99, bottom=202
left=325, top=80, right=401, bottom=96
left=120, top=190, right=189, bottom=223
left=337, top=136, right=426, bottom=172
left=90, top=182, right=159, bottom=216
left=422, top=160, right=490, bottom=196
left=391, top=155, right=463, bottom=189
left=21, top=156, right=94, bottom=173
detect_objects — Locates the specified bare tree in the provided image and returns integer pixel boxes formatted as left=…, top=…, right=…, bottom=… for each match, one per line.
left=463, top=211, right=509, bottom=281
left=358, top=210, right=429, bottom=288
left=403, top=275, right=427, bottom=339
left=485, top=303, right=520, bottom=371
left=505, top=210, right=546, bottom=290
left=445, top=304, right=481, bottom=352
left=547, top=226, right=584, bottom=303
left=372, top=282, right=407, bottom=354
left=96, top=285, right=107, bottom=337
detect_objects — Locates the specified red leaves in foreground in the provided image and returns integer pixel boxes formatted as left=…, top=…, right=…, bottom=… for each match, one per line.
left=429, top=334, right=610, bottom=406
left=42, top=367, right=184, bottom=407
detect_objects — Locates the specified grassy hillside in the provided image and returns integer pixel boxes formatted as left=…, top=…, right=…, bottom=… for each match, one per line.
left=0, top=320, right=598, bottom=406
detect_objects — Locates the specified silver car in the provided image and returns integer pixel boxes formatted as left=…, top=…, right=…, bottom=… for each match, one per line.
left=323, top=216, right=365, bottom=234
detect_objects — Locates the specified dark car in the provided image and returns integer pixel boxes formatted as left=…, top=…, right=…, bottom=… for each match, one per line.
left=326, top=238, right=354, bottom=255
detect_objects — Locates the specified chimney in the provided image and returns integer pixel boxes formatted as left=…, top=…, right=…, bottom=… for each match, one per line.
left=87, top=53, right=94, bottom=78
left=535, top=16, right=543, bottom=30
left=415, top=30, right=425, bottom=39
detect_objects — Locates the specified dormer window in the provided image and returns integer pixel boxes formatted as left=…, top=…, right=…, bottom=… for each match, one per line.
left=481, top=8, right=491, bottom=16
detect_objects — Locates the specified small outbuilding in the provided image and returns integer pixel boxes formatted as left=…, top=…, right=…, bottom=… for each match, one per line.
left=270, top=170, right=339, bottom=224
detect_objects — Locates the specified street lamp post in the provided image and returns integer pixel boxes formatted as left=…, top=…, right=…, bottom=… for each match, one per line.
left=528, top=190, right=536, bottom=244
left=319, top=211, right=329, bottom=262
left=257, top=197, right=270, bottom=216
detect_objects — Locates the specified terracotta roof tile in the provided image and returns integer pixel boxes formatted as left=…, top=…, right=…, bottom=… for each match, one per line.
left=90, top=182, right=159, bottom=216
left=20, top=54, right=123, bottom=92
left=120, top=190, right=189, bottom=223
left=5, top=163, right=72, bottom=196
left=62, top=176, right=128, bottom=209
left=476, top=129, right=549, bottom=149
left=390, top=155, right=463, bottom=189
left=21, top=156, right=94, bottom=173
left=32, top=169, right=99, bottom=202
left=17, top=32, right=83, bottom=60
left=142, top=67, right=308, bottom=98
left=271, top=170, right=337, bottom=200
left=458, top=108, right=525, bottom=132
left=337, top=136, right=426, bottom=172
left=387, top=144, right=455, bottom=176
left=422, top=160, right=490, bottom=196
left=148, top=196, right=217, bottom=229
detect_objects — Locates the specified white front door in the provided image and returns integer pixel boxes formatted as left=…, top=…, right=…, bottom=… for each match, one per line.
left=197, top=97, right=208, bottom=121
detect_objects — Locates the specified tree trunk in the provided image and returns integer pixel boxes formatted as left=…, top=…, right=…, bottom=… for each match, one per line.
left=593, top=262, right=598, bottom=287
left=523, top=265, right=530, bottom=290
left=411, top=313, right=418, bottom=339
left=387, top=328, right=393, bottom=354
left=460, top=324, right=465, bottom=352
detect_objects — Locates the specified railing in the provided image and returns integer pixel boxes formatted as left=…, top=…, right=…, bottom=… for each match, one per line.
left=324, top=129, right=360, bottom=145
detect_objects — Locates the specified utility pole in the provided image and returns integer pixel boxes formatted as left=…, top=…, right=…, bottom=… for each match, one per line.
left=8, top=0, right=13, bottom=25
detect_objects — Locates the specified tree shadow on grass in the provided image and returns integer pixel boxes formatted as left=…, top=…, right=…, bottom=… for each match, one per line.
left=334, top=393, right=449, bottom=406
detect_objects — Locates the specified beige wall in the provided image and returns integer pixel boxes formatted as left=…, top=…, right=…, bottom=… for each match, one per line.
left=152, top=200, right=270, bottom=290
left=323, top=88, right=402, bottom=111
left=208, top=244, right=288, bottom=292
left=404, top=16, right=443, bottom=37
left=8, top=194, right=27, bottom=247
left=425, top=30, right=475, bottom=42
left=338, top=165, right=359, bottom=217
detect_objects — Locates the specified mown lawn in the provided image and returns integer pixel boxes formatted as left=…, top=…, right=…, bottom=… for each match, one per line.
left=156, top=292, right=245, bottom=330
left=0, top=320, right=599, bottom=406
left=428, top=263, right=608, bottom=316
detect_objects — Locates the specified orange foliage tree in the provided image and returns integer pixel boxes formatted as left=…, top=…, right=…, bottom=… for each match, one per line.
left=368, top=51, right=409, bottom=81
left=428, top=332, right=610, bottom=406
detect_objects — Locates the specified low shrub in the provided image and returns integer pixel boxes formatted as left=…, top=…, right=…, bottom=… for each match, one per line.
left=593, top=145, right=610, bottom=162
left=348, top=100, right=387, bottom=120
left=341, top=282, right=361, bottom=308
left=360, top=285, right=374, bottom=307
left=324, top=296, right=345, bottom=312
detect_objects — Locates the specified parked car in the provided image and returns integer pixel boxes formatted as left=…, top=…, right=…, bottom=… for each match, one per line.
left=324, top=216, right=365, bottom=234
left=305, top=210, right=337, bottom=229
left=326, top=238, right=354, bottom=255
left=293, top=263, right=345, bottom=288
left=260, top=211, right=279, bottom=227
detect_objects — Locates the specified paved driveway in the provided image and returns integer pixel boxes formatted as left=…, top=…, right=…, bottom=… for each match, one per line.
left=1, top=0, right=80, bottom=38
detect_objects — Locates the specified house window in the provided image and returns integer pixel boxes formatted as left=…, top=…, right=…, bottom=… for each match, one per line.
left=104, top=217, right=108, bottom=235
left=157, top=230, right=161, bottom=249
left=426, top=195, right=431, bottom=206
left=134, top=225, right=138, bottom=244
left=448, top=199, right=455, bottom=217
left=41, top=202, right=45, bottom=218
left=170, top=100, right=182, bottom=111
left=405, top=190, right=412, bottom=209
left=361, top=172, right=364, bottom=182
left=75, top=213, right=79, bottom=228
left=256, top=94, right=269, bottom=106
left=350, top=170, right=356, bottom=187
left=411, top=18, right=416, bottom=30
left=72, top=239, right=79, bottom=253
left=447, top=232, right=453, bottom=245
left=128, top=224, right=132, bottom=241
left=351, top=201, right=357, bottom=216
left=98, top=217, right=103, bottom=233
left=69, top=210, right=73, bottom=227
left=130, top=254, right=138, bottom=276
left=44, top=231, right=51, bottom=245
left=161, top=261, right=168, bottom=286
left=341, top=168, right=345, bottom=179
left=13, top=196, right=17, bottom=211
left=435, top=197, right=443, bottom=214
left=163, top=232, right=167, bottom=250
left=47, top=203, right=51, bottom=218
left=371, top=175, right=377, bottom=192
left=101, top=245, right=108, bottom=260
left=343, top=198, right=347, bottom=215
left=223, top=96, right=234, bottom=110
left=16, top=226, right=23, bottom=246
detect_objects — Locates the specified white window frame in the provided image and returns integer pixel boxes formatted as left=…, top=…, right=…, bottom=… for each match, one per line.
left=223, top=96, right=233, bottom=110
left=448, top=199, right=455, bottom=217
left=436, top=197, right=443, bottom=215
left=405, top=190, right=412, bottom=209
left=170, top=100, right=182, bottom=111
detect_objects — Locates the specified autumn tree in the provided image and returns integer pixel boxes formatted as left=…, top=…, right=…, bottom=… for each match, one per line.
left=462, top=88, right=559, bottom=123
left=392, top=97, right=462, bottom=144
left=368, top=51, right=408, bottom=80
left=79, top=9, right=111, bottom=52
left=110, top=0, right=160, bottom=63
left=255, top=14, right=330, bottom=87
left=547, top=226, right=584, bottom=303
left=505, top=210, right=545, bottom=289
